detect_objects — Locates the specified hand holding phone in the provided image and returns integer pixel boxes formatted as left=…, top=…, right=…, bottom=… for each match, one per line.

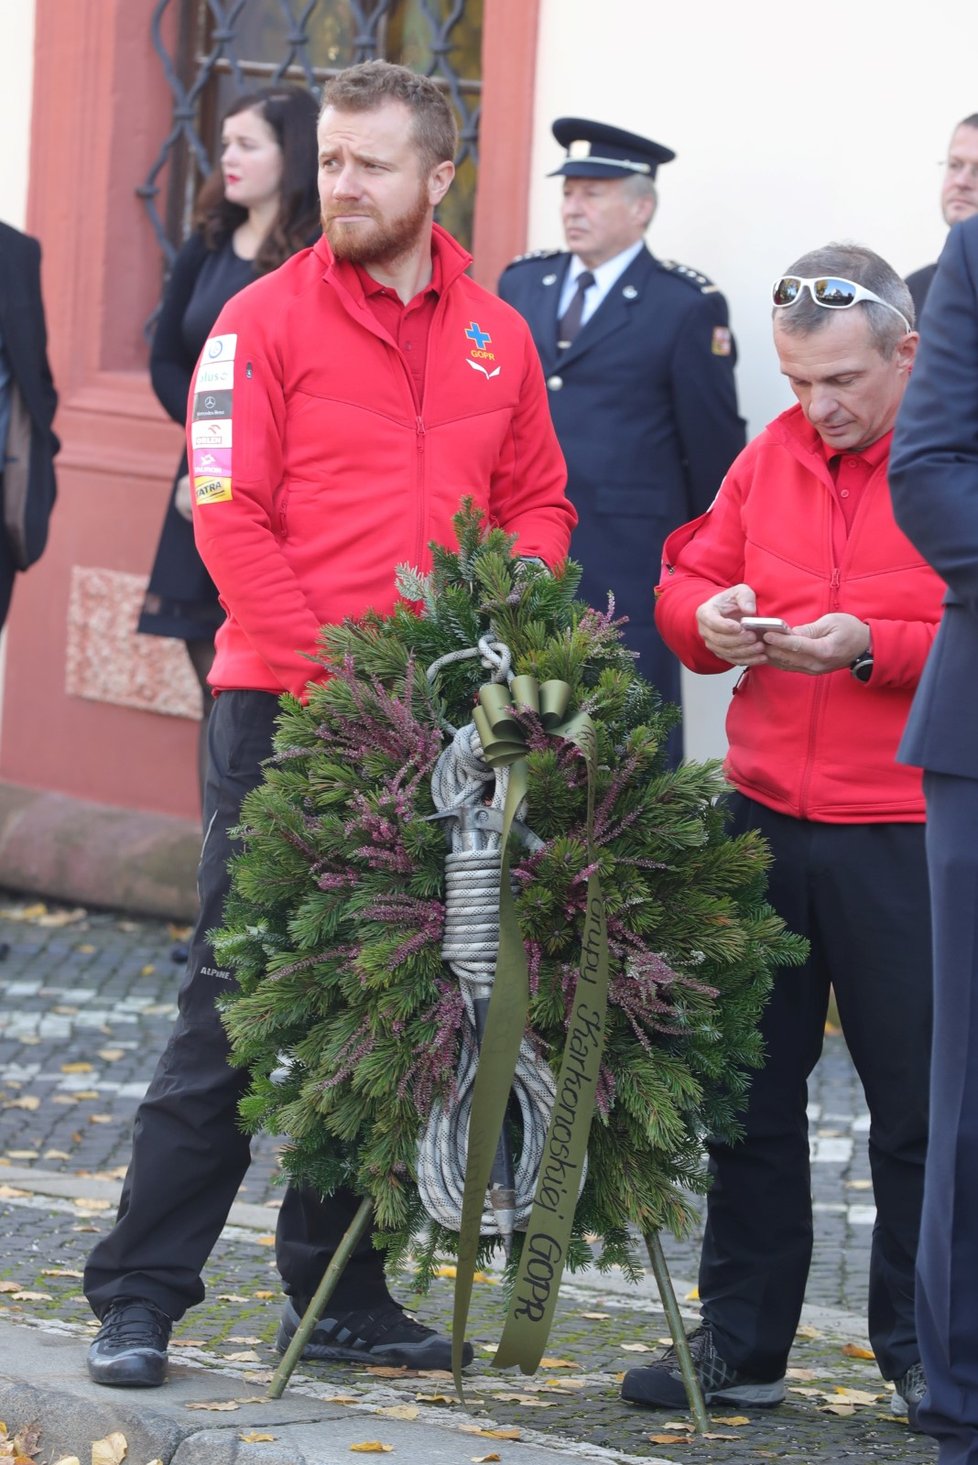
left=741, top=616, right=791, bottom=634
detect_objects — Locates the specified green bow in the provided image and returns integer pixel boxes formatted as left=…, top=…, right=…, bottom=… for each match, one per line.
left=451, top=676, right=609, bottom=1395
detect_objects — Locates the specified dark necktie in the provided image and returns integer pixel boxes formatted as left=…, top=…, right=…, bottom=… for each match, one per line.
left=556, top=270, right=595, bottom=350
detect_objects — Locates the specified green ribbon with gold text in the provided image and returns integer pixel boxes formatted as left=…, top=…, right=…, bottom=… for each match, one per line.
left=450, top=677, right=609, bottom=1393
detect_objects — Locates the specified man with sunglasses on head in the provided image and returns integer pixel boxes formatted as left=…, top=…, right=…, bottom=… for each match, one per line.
left=905, top=114, right=978, bottom=319
left=621, top=244, right=944, bottom=1429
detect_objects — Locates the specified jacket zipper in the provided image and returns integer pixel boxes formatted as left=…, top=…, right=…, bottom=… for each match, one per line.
left=415, top=415, right=427, bottom=565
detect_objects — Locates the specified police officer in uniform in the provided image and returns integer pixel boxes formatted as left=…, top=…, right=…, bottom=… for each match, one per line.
left=499, top=119, right=745, bottom=760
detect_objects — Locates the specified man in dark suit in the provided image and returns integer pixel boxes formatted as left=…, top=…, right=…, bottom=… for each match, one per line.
left=890, top=212, right=978, bottom=1464
left=905, top=114, right=978, bottom=319
left=0, top=220, right=59, bottom=627
left=498, top=119, right=745, bottom=762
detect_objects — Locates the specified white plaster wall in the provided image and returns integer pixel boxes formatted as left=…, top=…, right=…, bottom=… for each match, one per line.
left=527, top=0, right=978, bottom=760
left=0, top=2, right=36, bottom=226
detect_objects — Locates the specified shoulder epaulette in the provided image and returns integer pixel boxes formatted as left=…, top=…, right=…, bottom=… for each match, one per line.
left=503, top=247, right=564, bottom=270
left=656, top=258, right=721, bottom=294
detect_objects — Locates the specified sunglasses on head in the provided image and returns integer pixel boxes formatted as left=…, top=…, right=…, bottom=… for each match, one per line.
left=772, top=276, right=912, bottom=334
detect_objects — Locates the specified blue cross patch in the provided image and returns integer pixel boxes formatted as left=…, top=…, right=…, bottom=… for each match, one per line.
left=465, top=321, right=492, bottom=351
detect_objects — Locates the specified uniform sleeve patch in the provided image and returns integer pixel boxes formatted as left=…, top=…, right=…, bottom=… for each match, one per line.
left=711, top=325, right=732, bottom=356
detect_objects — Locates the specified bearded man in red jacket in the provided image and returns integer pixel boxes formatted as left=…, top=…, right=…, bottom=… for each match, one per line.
left=621, top=244, right=943, bottom=1431
left=84, top=60, right=574, bottom=1389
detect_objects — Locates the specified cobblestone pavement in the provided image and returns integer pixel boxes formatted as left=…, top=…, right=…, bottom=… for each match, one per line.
left=0, top=894, right=937, bottom=1463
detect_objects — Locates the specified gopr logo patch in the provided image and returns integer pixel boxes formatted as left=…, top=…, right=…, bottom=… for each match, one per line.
left=464, top=320, right=500, bottom=379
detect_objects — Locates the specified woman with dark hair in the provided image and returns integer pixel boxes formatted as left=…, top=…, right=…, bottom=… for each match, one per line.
left=139, top=84, right=319, bottom=806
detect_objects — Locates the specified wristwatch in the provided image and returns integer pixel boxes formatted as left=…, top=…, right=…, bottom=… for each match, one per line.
left=850, top=650, right=874, bottom=683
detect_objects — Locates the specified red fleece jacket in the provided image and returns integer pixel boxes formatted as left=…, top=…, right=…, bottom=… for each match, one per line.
left=655, top=405, right=945, bottom=822
left=189, top=225, right=573, bottom=699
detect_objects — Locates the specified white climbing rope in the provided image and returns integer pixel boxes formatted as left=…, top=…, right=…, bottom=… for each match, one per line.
left=416, top=637, right=570, bottom=1239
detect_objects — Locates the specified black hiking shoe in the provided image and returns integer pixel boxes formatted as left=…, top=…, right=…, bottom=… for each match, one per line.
left=87, top=1297, right=171, bottom=1387
left=276, top=1297, right=472, bottom=1369
left=621, top=1323, right=786, bottom=1409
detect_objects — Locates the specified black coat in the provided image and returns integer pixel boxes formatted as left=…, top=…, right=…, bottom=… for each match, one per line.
left=498, top=244, right=745, bottom=720
left=139, top=232, right=254, bottom=641
left=891, top=215, right=978, bottom=778
left=905, top=262, right=937, bottom=324
left=0, top=222, right=59, bottom=627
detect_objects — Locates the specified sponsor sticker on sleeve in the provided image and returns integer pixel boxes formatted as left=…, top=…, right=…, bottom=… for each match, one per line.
left=711, top=325, right=732, bottom=357
left=191, top=418, right=232, bottom=449
left=194, top=475, right=233, bottom=505
left=194, top=360, right=235, bottom=392
left=192, top=446, right=232, bottom=478
left=192, top=389, right=233, bottom=421
left=202, top=332, right=237, bottom=363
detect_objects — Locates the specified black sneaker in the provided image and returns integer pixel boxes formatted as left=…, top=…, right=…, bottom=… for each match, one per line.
left=892, top=1360, right=927, bottom=1432
left=276, top=1298, right=472, bottom=1369
left=621, top=1324, right=785, bottom=1409
left=87, top=1298, right=171, bottom=1387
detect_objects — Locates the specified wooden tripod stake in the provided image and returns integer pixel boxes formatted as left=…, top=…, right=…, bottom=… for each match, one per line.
left=267, top=1196, right=375, bottom=1400
left=644, top=1230, right=710, bottom=1433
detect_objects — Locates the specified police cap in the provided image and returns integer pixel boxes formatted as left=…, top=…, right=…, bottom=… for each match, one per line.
left=548, top=117, right=676, bottom=180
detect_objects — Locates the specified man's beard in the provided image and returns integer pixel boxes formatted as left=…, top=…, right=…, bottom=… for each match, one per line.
left=323, top=185, right=431, bottom=267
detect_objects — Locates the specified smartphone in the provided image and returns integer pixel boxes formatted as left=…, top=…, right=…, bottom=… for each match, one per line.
left=741, top=616, right=791, bottom=634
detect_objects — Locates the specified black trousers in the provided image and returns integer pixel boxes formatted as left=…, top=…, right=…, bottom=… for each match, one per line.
left=916, top=772, right=978, bottom=1462
left=700, top=794, right=931, bottom=1382
left=84, top=691, right=389, bottom=1322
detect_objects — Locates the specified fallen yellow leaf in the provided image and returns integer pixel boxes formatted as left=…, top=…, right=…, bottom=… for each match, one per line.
left=349, top=1446, right=393, bottom=1454
left=253, top=1290, right=276, bottom=1299
left=650, top=1435, right=689, bottom=1446
left=703, top=1432, right=737, bottom=1441
left=471, top=1456, right=502, bottom=1463
left=832, top=1386, right=886, bottom=1405
left=539, top=1357, right=574, bottom=1368
left=224, top=1350, right=261, bottom=1363
left=216, top=1294, right=250, bottom=1302
left=620, top=1341, right=651, bottom=1352
left=0, top=1187, right=29, bottom=1199
left=413, top=1394, right=455, bottom=1407
left=796, top=1324, right=821, bottom=1339
left=97, top=1050, right=125, bottom=1062
left=375, top=1406, right=418, bottom=1420
left=0, top=1281, right=21, bottom=1293
left=60, top=1062, right=93, bottom=1074
left=51, top=1457, right=81, bottom=1465
left=88, top=1115, right=114, bottom=1125
left=239, top=1435, right=276, bottom=1444
left=257, top=1236, right=276, bottom=1247
left=11, top=1290, right=53, bottom=1302
left=41, top=1268, right=84, bottom=1278
left=820, top=1403, right=855, bottom=1416
left=3, top=1098, right=39, bottom=1111
left=6, top=1150, right=38, bottom=1160
left=685, top=1285, right=700, bottom=1300
left=468, top=1430, right=520, bottom=1441
left=91, top=1431, right=128, bottom=1465
left=841, top=1342, right=876, bottom=1360
left=140, top=965, right=156, bottom=977
left=713, top=1414, right=751, bottom=1425
left=186, top=1401, right=240, bottom=1411
left=70, top=1198, right=110, bottom=1211
left=579, top=1311, right=610, bottom=1320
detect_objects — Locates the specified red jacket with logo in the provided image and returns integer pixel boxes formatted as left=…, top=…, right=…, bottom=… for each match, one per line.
left=654, top=405, right=945, bottom=822
left=189, top=225, right=574, bottom=698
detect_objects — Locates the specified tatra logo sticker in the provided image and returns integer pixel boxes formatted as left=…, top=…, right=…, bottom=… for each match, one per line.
left=191, top=418, right=232, bottom=448
left=195, top=360, right=235, bottom=391
left=194, top=475, right=233, bottom=505
left=193, top=389, right=233, bottom=420
left=204, top=333, right=237, bottom=362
